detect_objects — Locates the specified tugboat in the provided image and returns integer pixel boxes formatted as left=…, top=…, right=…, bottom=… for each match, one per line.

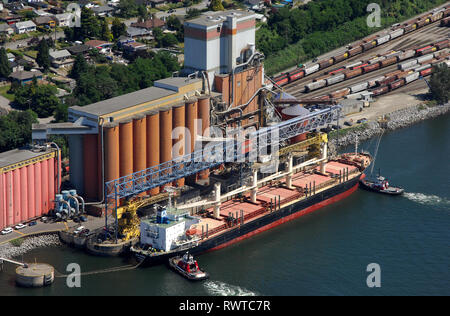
left=360, top=175, right=404, bottom=195
left=169, top=252, right=209, bottom=281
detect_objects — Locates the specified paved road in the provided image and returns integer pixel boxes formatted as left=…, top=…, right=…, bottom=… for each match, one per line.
left=0, top=214, right=111, bottom=246
left=3, top=31, right=65, bottom=50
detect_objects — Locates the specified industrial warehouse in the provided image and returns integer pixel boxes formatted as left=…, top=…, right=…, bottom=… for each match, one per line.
left=0, top=2, right=449, bottom=294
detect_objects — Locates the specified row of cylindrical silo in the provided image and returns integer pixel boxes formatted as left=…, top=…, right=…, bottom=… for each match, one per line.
left=0, top=154, right=59, bottom=230
left=86, top=95, right=211, bottom=200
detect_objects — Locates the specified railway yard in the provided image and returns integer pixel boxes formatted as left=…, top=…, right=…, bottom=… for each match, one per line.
left=272, top=6, right=450, bottom=107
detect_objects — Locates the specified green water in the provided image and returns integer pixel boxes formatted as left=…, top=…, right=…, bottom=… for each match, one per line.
left=1, top=114, right=449, bottom=296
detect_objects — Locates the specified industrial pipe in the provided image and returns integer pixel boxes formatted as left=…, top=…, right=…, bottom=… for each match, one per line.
left=74, top=194, right=85, bottom=214
left=48, top=142, right=60, bottom=194
left=67, top=195, right=80, bottom=216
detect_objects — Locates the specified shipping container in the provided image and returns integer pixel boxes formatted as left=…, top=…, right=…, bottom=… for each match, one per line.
left=418, top=47, right=437, bottom=56
left=380, top=56, right=398, bottom=67
left=332, top=52, right=349, bottom=63
left=348, top=46, right=363, bottom=57
left=273, top=73, right=289, bottom=86
left=329, top=88, right=350, bottom=99
left=378, top=76, right=397, bottom=86
left=350, top=82, right=369, bottom=94
left=326, top=73, right=345, bottom=86
left=399, top=59, right=418, bottom=70
left=396, top=71, right=411, bottom=79
left=353, top=63, right=369, bottom=70
left=405, top=72, right=420, bottom=83
left=344, top=68, right=363, bottom=79
left=435, top=39, right=449, bottom=50
left=416, top=19, right=427, bottom=28
left=318, top=58, right=334, bottom=69
left=304, top=63, right=320, bottom=75
left=313, top=74, right=331, bottom=82
left=389, top=28, right=404, bottom=39
left=369, top=56, right=386, bottom=64
left=398, top=49, right=416, bottom=61
left=417, top=54, right=433, bottom=64
left=413, top=64, right=432, bottom=72
left=376, top=34, right=391, bottom=46
left=403, top=24, right=416, bottom=33
left=389, top=78, right=406, bottom=90
left=362, top=41, right=376, bottom=51
left=372, top=86, right=389, bottom=96
left=363, top=63, right=381, bottom=73
left=305, top=80, right=326, bottom=92
left=431, top=10, right=444, bottom=22
left=288, top=68, right=305, bottom=82
left=368, top=76, right=385, bottom=88
left=416, top=45, right=433, bottom=54
left=420, top=67, right=433, bottom=76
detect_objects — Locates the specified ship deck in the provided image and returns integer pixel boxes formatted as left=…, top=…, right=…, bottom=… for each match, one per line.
left=191, top=155, right=369, bottom=240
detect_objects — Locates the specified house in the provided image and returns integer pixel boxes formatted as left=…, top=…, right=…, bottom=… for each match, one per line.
left=122, top=41, right=147, bottom=52
left=130, top=17, right=166, bottom=30
left=48, top=7, right=65, bottom=15
left=9, top=60, right=24, bottom=72
left=0, top=23, right=14, bottom=35
left=55, top=13, right=75, bottom=27
left=126, top=26, right=152, bottom=39
left=49, top=49, right=74, bottom=68
left=9, top=70, right=43, bottom=85
left=33, top=15, right=56, bottom=28
left=92, top=5, right=116, bottom=17
left=66, top=44, right=92, bottom=56
left=85, top=40, right=113, bottom=51
left=7, top=53, right=15, bottom=62
left=14, top=20, right=36, bottom=33
left=1, top=14, right=23, bottom=25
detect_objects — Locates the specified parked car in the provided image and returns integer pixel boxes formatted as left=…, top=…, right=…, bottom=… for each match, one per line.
left=357, top=118, right=368, bottom=124
left=1, top=227, right=13, bottom=235
left=80, top=216, right=88, bottom=222
left=14, top=223, right=27, bottom=230
left=28, top=221, right=37, bottom=227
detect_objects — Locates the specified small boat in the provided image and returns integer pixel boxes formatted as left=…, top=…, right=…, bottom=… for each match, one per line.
left=360, top=175, right=404, bottom=195
left=169, top=252, right=209, bottom=281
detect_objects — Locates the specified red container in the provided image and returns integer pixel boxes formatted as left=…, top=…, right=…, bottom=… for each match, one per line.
left=372, top=86, right=389, bottom=96
left=352, top=63, right=369, bottom=70
left=420, top=68, right=432, bottom=76
left=344, top=68, right=363, bottom=79
left=378, top=76, right=397, bottom=86
left=327, top=67, right=345, bottom=75
left=363, top=63, right=381, bottom=73
left=389, top=78, right=406, bottom=90
left=288, top=68, right=305, bottom=82
left=273, top=74, right=289, bottom=86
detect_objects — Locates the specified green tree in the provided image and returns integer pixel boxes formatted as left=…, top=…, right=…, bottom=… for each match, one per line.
left=0, top=47, right=12, bottom=78
left=161, top=33, right=178, bottom=48
left=70, top=54, right=91, bottom=80
left=111, top=17, right=127, bottom=40
left=209, top=0, right=224, bottom=11
left=0, top=110, right=38, bottom=152
left=100, top=18, right=113, bottom=41
left=36, top=38, right=51, bottom=71
left=14, top=82, right=60, bottom=118
left=430, top=64, right=450, bottom=104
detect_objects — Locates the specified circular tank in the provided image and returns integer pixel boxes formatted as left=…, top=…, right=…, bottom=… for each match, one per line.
left=146, top=110, right=160, bottom=195
left=185, top=97, right=198, bottom=183
left=16, top=263, right=54, bottom=288
left=104, top=123, right=120, bottom=184
left=197, top=95, right=210, bottom=182
left=119, top=119, right=134, bottom=178
left=83, top=134, right=99, bottom=200
left=159, top=107, right=173, bottom=190
left=133, top=115, right=147, bottom=197
left=172, top=103, right=186, bottom=188
left=281, top=105, right=310, bottom=143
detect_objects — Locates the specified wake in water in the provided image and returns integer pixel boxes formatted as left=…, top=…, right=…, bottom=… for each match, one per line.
left=404, top=192, right=450, bottom=208
left=204, top=280, right=257, bottom=296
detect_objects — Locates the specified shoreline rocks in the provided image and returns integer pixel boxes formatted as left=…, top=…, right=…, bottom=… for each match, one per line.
left=0, top=234, right=62, bottom=260
left=329, top=103, right=450, bottom=151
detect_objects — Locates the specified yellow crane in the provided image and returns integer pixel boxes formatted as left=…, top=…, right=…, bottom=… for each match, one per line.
left=114, top=192, right=175, bottom=241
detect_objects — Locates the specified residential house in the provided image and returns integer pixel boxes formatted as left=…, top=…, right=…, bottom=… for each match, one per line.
left=126, top=26, right=152, bottom=39
left=92, top=5, right=116, bottom=17
left=66, top=44, right=92, bottom=56
left=1, top=14, right=23, bottom=25
left=33, top=15, right=57, bottom=28
left=9, top=60, right=24, bottom=72
left=9, top=70, right=43, bottom=85
left=0, top=23, right=14, bottom=35
left=49, top=49, right=74, bottom=68
left=122, top=41, right=147, bottom=52
left=130, top=17, right=166, bottom=31
left=55, top=13, right=75, bottom=27
left=85, top=40, right=113, bottom=52
left=14, top=20, right=36, bottom=33
left=48, top=7, right=65, bottom=15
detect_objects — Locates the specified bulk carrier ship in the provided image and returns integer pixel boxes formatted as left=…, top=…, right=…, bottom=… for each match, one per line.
left=130, top=134, right=372, bottom=266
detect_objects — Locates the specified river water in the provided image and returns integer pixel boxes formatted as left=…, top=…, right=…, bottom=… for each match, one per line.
left=1, top=114, right=449, bottom=296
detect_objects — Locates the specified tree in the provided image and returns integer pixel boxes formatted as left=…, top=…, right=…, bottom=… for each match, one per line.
left=0, top=110, right=38, bottom=152
left=111, top=17, right=127, bottom=40
left=0, top=47, right=12, bottom=79
left=100, top=18, right=113, bottom=41
left=161, top=33, right=178, bottom=48
left=14, top=82, right=61, bottom=118
left=70, top=54, right=91, bottom=80
left=209, top=0, right=224, bottom=11
left=36, top=38, right=51, bottom=71
left=430, top=64, right=450, bottom=104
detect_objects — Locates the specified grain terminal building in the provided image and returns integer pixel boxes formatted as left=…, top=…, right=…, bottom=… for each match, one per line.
left=31, top=10, right=265, bottom=211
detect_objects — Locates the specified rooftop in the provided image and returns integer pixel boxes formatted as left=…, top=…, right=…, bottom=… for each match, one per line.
left=131, top=17, right=165, bottom=29
left=10, top=70, right=43, bottom=81
left=49, top=49, right=71, bottom=59
left=185, top=10, right=255, bottom=28
left=0, top=147, right=57, bottom=169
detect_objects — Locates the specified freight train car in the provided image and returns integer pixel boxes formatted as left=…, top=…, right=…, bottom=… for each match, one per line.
left=273, top=73, right=289, bottom=87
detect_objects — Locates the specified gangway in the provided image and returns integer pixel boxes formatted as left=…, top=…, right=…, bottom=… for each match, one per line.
left=0, top=258, right=27, bottom=268
left=104, top=105, right=341, bottom=241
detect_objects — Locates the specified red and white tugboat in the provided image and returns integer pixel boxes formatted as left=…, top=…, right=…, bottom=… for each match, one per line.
left=169, top=252, right=209, bottom=281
